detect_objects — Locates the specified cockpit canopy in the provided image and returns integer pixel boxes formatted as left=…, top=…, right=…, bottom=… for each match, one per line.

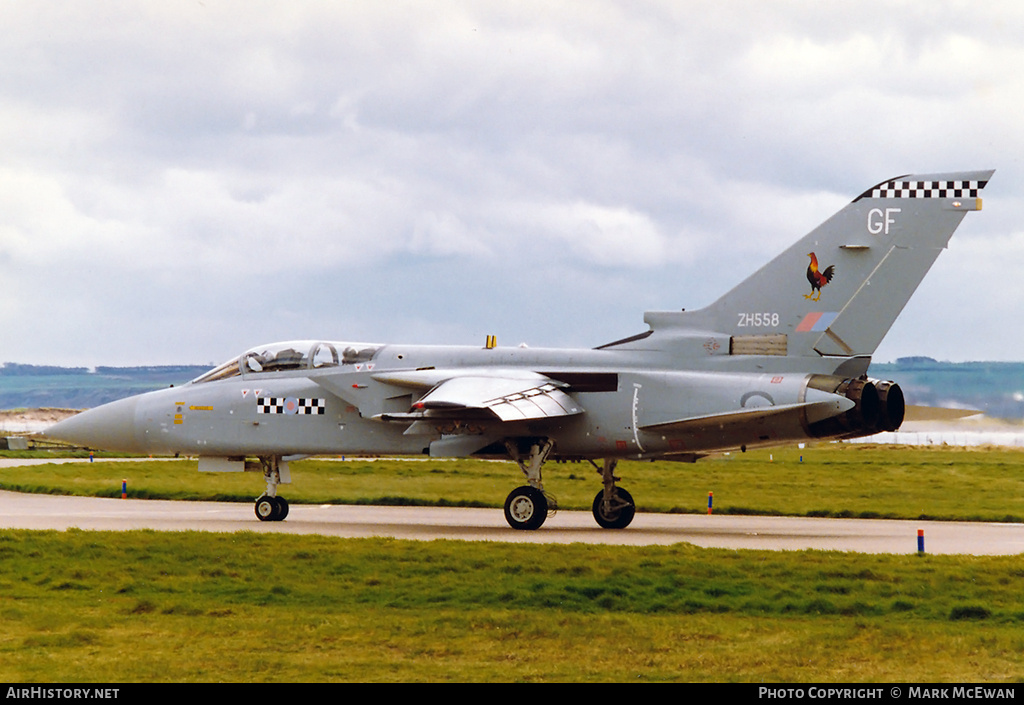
left=191, top=341, right=382, bottom=384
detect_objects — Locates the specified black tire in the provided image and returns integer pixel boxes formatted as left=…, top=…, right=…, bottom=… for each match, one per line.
left=275, top=496, right=289, bottom=521
left=592, top=487, right=635, bottom=529
left=255, top=495, right=277, bottom=522
left=503, top=486, right=548, bottom=530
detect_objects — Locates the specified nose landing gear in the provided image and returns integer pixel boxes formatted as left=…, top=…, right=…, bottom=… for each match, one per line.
left=254, top=456, right=291, bottom=522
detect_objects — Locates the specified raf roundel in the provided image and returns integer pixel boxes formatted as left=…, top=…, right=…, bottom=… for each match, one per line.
left=257, top=397, right=326, bottom=415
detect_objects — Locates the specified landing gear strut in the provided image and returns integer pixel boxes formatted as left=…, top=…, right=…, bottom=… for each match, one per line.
left=499, top=442, right=636, bottom=530
left=591, top=458, right=635, bottom=529
left=503, top=439, right=556, bottom=530
left=254, top=456, right=291, bottom=522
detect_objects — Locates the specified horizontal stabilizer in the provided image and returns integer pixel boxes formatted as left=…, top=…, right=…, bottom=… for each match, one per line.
left=903, top=405, right=982, bottom=422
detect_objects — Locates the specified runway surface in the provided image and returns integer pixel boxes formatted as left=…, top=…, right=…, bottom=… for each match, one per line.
left=1, top=488, right=1022, bottom=554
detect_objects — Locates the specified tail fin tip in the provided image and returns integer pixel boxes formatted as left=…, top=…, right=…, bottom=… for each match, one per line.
left=637, top=169, right=994, bottom=359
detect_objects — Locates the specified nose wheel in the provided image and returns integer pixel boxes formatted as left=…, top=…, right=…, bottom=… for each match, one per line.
left=255, top=495, right=289, bottom=522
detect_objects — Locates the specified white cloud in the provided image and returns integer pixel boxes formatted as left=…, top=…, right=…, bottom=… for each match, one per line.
left=530, top=201, right=669, bottom=267
left=0, top=1, right=1022, bottom=366
left=410, top=210, right=493, bottom=258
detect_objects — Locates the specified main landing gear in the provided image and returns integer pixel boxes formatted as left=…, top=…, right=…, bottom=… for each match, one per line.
left=592, top=458, right=635, bottom=529
left=501, top=440, right=636, bottom=531
left=254, top=456, right=291, bottom=522
left=503, top=440, right=555, bottom=531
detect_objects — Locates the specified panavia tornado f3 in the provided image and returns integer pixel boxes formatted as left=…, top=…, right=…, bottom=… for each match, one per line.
left=45, top=169, right=994, bottom=529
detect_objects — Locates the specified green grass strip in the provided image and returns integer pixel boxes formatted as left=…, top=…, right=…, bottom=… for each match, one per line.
left=1, top=530, right=1024, bottom=682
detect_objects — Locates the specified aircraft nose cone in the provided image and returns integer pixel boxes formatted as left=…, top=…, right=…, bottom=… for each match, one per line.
left=44, top=396, right=143, bottom=453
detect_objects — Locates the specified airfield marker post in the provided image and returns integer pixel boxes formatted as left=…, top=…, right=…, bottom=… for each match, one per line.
left=708, top=492, right=713, bottom=515
left=917, top=529, right=925, bottom=554
left=122, top=479, right=127, bottom=500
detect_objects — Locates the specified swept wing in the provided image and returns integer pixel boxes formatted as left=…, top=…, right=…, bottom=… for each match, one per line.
left=374, top=370, right=583, bottom=422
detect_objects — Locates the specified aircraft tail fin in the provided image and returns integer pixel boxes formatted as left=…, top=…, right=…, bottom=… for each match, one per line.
left=639, top=170, right=993, bottom=359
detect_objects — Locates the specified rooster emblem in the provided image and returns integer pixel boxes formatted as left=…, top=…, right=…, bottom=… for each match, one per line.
left=804, top=252, right=834, bottom=301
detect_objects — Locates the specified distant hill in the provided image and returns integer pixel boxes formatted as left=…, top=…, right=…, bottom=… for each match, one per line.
left=0, top=363, right=210, bottom=410
left=4, top=358, right=1024, bottom=420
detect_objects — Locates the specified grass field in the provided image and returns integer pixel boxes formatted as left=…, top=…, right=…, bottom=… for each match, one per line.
left=1, top=443, right=1023, bottom=682
left=1, top=530, right=1023, bottom=682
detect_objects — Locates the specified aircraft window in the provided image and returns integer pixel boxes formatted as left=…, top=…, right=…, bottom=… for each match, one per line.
left=191, top=358, right=241, bottom=384
left=313, top=344, right=339, bottom=368
left=255, top=347, right=308, bottom=372
left=196, top=341, right=382, bottom=381
left=342, top=346, right=378, bottom=364
left=243, top=352, right=265, bottom=373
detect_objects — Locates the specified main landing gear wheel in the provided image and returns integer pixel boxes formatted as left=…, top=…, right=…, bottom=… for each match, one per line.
left=504, top=486, right=548, bottom=531
left=592, top=487, right=635, bottom=529
left=255, top=495, right=289, bottom=522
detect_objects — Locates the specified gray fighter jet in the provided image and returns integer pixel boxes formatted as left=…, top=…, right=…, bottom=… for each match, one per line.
left=45, top=170, right=993, bottom=529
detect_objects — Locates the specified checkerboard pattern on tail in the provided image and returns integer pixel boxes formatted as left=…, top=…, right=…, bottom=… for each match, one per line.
left=862, top=179, right=987, bottom=199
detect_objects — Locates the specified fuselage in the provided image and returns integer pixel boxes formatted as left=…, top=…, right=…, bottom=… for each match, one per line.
left=45, top=338, right=894, bottom=461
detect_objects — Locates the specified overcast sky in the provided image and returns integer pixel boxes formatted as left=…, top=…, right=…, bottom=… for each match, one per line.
left=2, top=1, right=1022, bottom=367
